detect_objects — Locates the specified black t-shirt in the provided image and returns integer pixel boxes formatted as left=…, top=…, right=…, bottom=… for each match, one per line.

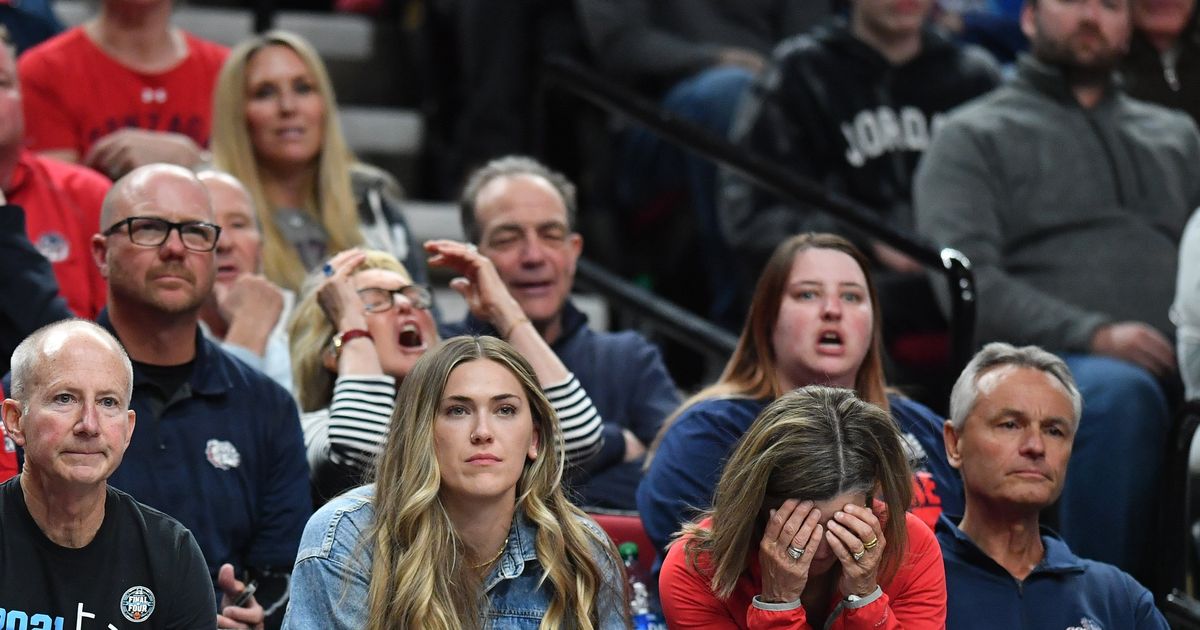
left=0, top=477, right=216, bottom=629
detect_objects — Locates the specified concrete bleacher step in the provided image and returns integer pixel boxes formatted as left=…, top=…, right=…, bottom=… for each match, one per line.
left=54, top=2, right=372, bottom=58
left=340, top=105, right=423, bottom=162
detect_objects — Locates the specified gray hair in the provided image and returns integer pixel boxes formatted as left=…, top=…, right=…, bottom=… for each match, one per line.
left=458, top=155, right=577, bottom=243
left=948, top=342, right=1082, bottom=431
left=10, top=320, right=133, bottom=409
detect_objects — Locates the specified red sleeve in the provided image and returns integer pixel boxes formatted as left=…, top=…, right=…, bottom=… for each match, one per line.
left=0, top=383, right=16, bottom=483
left=18, top=41, right=82, bottom=154
left=661, top=536, right=813, bottom=630
left=839, top=512, right=947, bottom=629
left=59, top=165, right=111, bottom=317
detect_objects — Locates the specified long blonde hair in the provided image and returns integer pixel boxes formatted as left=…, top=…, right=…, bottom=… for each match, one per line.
left=211, top=30, right=363, bottom=291
left=288, top=249, right=411, bottom=412
left=683, top=386, right=913, bottom=598
left=647, top=233, right=888, bottom=465
left=365, top=336, right=625, bottom=629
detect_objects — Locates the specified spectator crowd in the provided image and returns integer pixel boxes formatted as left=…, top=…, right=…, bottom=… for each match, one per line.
left=1, top=0, right=1199, bottom=627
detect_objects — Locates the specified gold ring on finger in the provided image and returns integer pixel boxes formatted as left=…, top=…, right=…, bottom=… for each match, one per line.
left=863, top=537, right=879, bottom=550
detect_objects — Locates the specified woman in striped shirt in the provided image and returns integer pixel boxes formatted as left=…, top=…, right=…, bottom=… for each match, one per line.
left=288, top=244, right=604, bottom=502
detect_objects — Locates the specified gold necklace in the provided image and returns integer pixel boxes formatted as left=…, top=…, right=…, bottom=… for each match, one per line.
left=471, top=536, right=509, bottom=570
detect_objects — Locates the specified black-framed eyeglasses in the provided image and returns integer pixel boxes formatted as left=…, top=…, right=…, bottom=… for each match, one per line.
left=357, top=285, right=433, bottom=313
left=102, top=216, right=222, bottom=252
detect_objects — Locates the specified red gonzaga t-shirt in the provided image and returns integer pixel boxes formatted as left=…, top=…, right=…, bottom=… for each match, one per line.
left=18, top=27, right=228, bottom=158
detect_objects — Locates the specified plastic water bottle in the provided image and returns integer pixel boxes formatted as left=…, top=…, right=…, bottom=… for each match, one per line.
left=618, top=542, right=664, bottom=630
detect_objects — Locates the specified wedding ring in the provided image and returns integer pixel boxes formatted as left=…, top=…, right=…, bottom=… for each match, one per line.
left=863, top=537, right=879, bottom=550
left=786, top=545, right=805, bottom=560
left=853, top=548, right=866, bottom=562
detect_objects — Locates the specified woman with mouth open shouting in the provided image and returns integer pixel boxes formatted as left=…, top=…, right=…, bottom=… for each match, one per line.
left=289, top=241, right=603, bottom=503
left=638, top=233, right=961, bottom=571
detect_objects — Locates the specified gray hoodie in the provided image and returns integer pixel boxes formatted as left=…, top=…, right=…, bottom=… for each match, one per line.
left=914, top=55, right=1200, bottom=352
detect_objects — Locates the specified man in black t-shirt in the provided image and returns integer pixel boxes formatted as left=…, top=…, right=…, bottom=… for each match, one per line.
left=0, top=319, right=216, bottom=628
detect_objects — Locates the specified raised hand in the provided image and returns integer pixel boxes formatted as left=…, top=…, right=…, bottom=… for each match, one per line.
left=425, top=239, right=528, bottom=337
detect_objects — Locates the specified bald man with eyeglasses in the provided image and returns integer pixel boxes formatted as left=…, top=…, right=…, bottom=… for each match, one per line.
left=86, top=163, right=311, bottom=629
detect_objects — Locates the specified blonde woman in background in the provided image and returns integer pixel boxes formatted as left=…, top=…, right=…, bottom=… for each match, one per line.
left=282, top=336, right=628, bottom=629
left=211, top=30, right=425, bottom=292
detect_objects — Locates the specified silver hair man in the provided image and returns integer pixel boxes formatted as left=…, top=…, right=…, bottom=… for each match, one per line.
left=947, top=341, right=1083, bottom=431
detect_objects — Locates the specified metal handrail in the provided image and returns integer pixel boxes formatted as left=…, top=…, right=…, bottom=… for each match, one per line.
left=574, top=259, right=739, bottom=364
left=540, top=58, right=976, bottom=373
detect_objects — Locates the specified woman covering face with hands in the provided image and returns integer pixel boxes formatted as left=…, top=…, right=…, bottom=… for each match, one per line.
left=659, top=386, right=947, bottom=629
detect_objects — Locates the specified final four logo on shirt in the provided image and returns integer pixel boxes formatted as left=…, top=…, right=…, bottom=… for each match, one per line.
left=205, top=439, right=241, bottom=470
left=120, top=586, right=156, bottom=622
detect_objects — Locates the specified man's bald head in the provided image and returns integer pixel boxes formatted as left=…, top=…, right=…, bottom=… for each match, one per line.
left=100, top=163, right=212, bottom=231
left=9, top=320, right=132, bottom=408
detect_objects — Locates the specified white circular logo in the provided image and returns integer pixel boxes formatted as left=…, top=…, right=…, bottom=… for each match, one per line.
left=120, top=585, right=156, bottom=623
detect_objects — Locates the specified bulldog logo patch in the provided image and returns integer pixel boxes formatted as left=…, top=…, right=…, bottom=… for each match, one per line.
left=205, top=439, right=241, bottom=470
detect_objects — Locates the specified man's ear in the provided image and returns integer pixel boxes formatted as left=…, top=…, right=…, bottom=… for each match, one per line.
left=2, top=399, right=27, bottom=448
left=123, top=409, right=136, bottom=447
left=944, top=419, right=962, bottom=471
left=1020, top=1, right=1037, bottom=41
left=568, top=232, right=583, bottom=258
left=91, top=234, right=110, bottom=279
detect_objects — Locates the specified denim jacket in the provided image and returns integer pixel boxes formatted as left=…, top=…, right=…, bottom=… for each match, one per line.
left=282, top=485, right=629, bottom=629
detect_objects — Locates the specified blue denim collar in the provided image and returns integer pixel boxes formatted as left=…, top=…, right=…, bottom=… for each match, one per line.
left=484, top=508, right=540, bottom=592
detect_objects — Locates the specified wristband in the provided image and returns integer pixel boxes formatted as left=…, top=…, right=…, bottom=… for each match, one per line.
left=844, top=585, right=883, bottom=609
left=333, top=329, right=373, bottom=357
left=751, top=594, right=804, bottom=611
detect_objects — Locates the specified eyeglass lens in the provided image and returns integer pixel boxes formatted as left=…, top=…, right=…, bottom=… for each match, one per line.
left=360, top=286, right=431, bottom=312
left=127, top=218, right=219, bottom=251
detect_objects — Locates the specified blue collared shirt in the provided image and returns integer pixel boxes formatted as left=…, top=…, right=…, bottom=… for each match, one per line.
left=937, top=514, right=1167, bottom=630
left=97, top=309, right=312, bottom=580
left=283, top=484, right=629, bottom=629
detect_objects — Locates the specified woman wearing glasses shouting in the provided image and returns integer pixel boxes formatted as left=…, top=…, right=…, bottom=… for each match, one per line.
left=288, top=242, right=605, bottom=503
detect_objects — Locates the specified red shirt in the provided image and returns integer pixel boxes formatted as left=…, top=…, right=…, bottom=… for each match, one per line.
left=18, top=27, right=228, bottom=158
left=660, top=512, right=947, bottom=630
left=0, top=382, right=15, bottom=483
left=8, top=149, right=110, bottom=319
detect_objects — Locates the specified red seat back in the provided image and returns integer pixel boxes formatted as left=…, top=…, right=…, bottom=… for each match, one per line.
left=589, top=511, right=655, bottom=577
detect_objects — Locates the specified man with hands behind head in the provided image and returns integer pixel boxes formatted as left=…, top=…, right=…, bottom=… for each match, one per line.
left=0, top=319, right=215, bottom=629
left=937, top=342, right=1167, bottom=629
